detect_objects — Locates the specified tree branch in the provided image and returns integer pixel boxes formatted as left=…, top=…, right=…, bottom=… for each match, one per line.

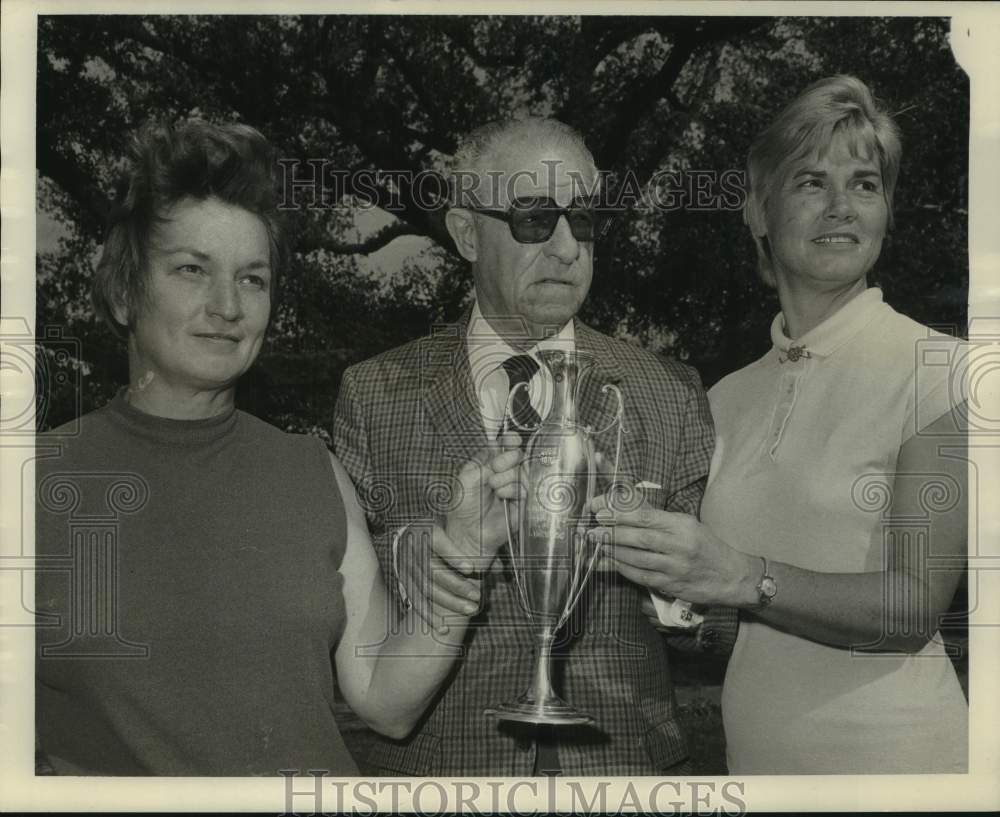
left=594, top=18, right=765, bottom=171
left=312, top=221, right=429, bottom=256
left=377, top=30, right=458, bottom=155
left=432, top=18, right=524, bottom=69
left=107, top=18, right=456, bottom=252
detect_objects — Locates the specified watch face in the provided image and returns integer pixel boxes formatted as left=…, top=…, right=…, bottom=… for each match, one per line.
left=761, top=576, right=777, bottom=598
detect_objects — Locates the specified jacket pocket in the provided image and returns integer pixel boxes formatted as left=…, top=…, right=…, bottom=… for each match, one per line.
left=371, top=731, right=441, bottom=776
left=642, top=717, right=689, bottom=771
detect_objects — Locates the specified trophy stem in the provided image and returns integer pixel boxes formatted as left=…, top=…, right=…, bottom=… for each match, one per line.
left=484, top=627, right=595, bottom=726
left=532, top=629, right=557, bottom=704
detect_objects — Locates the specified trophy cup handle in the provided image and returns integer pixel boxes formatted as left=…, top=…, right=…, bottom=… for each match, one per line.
left=502, top=382, right=541, bottom=433
left=589, top=383, right=625, bottom=437
left=503, top=498, right=533, bottom=622
left=559, top=525, right=607, bottom=630
left=558, top=388, right=625, bottom=630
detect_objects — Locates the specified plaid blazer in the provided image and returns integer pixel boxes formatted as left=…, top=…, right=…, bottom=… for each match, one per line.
left=332, top=310, right=715, bottom=775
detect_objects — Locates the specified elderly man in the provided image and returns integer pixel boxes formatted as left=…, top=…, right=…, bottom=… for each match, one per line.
left=333, top=117, right=732, bottom=776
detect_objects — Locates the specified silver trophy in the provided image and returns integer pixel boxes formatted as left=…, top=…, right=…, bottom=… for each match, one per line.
left=485, top=349, right=624, bottom=726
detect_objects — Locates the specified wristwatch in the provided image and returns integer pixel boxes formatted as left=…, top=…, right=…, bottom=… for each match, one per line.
left=754, top=556, right=777, bottom=609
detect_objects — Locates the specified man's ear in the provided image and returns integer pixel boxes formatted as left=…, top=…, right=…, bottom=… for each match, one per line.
left=445, top=208, right=478, bottom=262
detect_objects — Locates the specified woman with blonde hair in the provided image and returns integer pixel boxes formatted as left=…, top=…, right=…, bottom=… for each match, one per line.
left=599, top=75, right=968, bottom=774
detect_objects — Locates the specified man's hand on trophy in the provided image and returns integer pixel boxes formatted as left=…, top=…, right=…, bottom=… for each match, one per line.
left=586, top=500, right=757, bottom=607
left=444, top=433, right=524, bottom=566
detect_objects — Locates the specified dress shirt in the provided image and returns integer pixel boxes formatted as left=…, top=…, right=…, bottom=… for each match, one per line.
left=465, top=300, right=575, bottom=438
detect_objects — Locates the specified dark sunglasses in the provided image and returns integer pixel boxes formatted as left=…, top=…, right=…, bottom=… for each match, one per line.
left=466, top=196, right=613, bottom=244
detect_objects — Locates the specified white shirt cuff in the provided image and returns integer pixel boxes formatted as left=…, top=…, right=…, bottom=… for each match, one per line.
left=650, top=592, right=704, bottom=629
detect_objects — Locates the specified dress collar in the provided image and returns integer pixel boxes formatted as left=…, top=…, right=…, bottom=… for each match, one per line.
left=107, top=388, right=238, bottom=446
left=770, top=287, right=885, bottom=361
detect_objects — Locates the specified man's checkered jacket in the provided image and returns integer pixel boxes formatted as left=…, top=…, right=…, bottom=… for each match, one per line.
left=332, top=308, right=734, bottom=775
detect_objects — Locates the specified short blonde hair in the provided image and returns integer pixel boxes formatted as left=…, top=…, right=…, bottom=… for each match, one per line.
left=744, top=75, right=901, bottom=287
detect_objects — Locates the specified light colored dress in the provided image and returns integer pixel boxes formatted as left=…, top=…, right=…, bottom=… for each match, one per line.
left=702, top=287, right=968, bottom=774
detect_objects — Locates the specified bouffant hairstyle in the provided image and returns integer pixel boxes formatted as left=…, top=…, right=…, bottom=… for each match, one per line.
left=92, top=119, right=287, bottom=339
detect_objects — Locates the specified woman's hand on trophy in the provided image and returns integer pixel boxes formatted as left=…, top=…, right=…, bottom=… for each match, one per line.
left=586, top=476, right=654, bottom=573
left=398, top=524, right=484, bottom=633
left=396, top=440, right=524, bottom=633
left=587, top=499, right=758, bottom=607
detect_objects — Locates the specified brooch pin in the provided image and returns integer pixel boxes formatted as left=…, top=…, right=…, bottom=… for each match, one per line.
left=780, top=345, right=811, bottom=364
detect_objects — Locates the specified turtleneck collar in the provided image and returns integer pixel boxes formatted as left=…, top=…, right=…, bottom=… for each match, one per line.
left=106, top=388, right=238, bottom=447
left=770, top=287, right=885, bottom=361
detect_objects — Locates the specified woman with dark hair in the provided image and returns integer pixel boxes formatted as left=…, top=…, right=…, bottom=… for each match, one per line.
left=35, top=119, right=517, bottom=776
left=597, top=76, right=968, bottom=773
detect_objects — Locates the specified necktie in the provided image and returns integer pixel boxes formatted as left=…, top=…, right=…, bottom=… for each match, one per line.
left=499, top=354, right=542, bottom=445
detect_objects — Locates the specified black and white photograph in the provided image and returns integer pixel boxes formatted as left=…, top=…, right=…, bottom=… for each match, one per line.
left=2, top=0, right=999, bottom=812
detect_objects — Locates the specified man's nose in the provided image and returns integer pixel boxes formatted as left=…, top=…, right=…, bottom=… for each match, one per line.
left=543, top=214, right=581, bottom=263
left=206, top=276, right=243, bottom=321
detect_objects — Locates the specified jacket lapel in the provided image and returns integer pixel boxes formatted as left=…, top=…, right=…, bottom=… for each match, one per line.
left=421, top=307, right=491, bottom=467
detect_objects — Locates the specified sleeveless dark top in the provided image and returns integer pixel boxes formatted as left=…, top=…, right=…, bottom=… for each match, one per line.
left=35, top=391, right=358, bottom=775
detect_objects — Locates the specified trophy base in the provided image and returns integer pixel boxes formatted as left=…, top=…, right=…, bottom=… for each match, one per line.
left=485, top=695, right=595, bottom=727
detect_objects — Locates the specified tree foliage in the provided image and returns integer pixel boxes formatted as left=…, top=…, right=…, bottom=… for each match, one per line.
left=36, top=14, right=968, bottom=432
